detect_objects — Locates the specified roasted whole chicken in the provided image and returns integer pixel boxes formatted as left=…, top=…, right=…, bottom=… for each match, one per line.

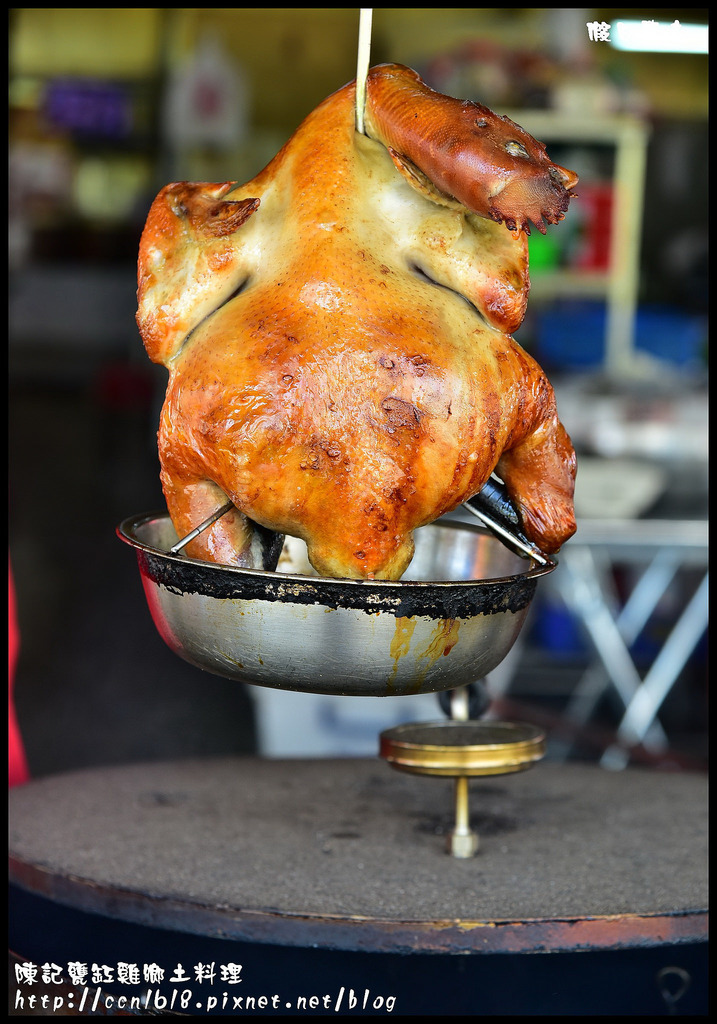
left=137, top=64, right=578, bottom=580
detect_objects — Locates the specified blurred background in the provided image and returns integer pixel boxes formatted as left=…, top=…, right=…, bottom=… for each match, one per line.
left=8, top=8, right=708, bottom=781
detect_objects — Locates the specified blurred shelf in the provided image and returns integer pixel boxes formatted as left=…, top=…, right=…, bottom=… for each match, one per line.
left=529, top=269, right=611, bottom=299
left=504, top=109, right=650, bottom=376
left=502, top=110, right=649, bottom=147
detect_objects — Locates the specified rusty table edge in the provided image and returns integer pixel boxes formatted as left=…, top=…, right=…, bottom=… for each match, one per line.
left=9, top=857, right=708, bottom=956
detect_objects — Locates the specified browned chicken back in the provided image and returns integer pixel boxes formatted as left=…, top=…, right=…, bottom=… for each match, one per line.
left=137, top=64, right=578, bottom=580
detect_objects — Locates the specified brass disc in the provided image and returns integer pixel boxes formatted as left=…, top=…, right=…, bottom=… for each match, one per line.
left=379, top=720, right=546, bottom=777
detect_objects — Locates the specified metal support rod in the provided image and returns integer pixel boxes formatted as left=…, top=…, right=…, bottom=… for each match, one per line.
left=446, top=685, right=478, bottom=858
left=461, top=502, right=550, bottom=566
left=449, top=685, right=470, bottom=722
left=169, top=501, right=234, bottom=555
left=448, top=776, right=478, bottom=858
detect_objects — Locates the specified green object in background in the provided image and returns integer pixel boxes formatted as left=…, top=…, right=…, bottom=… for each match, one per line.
left=528, top=230, right=562, bottom=273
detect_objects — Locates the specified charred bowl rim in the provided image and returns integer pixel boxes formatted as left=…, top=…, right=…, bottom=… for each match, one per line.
left=117, top=510, right=556, bottom=618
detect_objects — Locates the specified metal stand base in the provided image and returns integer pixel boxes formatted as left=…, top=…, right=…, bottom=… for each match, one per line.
left=380, top=718, right=545, bottom=857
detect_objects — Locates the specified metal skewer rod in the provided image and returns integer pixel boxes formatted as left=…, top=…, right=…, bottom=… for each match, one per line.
left=461, top=502, right=550, bottom=567
left=355, top=8, right=373, bottom=134
left=170, top=501, right=234, bottom=555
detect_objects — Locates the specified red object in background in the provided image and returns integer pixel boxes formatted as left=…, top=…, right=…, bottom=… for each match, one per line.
left=9, top=558, right=30, bottom=787
left=573, top=182, right=614, bottom=271
left=93, top=361, right=155, bottom=411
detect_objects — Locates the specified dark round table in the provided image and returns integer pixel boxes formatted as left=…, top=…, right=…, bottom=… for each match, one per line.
left=9, top=757, right=708, bottom=1015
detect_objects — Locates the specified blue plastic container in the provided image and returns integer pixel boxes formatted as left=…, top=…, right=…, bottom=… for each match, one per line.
left=532, top=302, right=706, bottom=371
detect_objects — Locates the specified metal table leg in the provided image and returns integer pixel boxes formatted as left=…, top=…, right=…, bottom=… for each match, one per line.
left=555, top=545, right=670, bottom=754
left=602, top=572, right=708, bottom=768
left=554, top=548, right=682, bottom=758
left=553, top=542, right=707, bottom=769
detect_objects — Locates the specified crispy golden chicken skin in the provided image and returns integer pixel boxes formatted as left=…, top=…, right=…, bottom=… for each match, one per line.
left=137, top=64, right=578, bottom=579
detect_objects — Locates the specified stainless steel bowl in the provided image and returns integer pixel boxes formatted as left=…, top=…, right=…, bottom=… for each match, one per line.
left=117, top=512, right=555, bottom=697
